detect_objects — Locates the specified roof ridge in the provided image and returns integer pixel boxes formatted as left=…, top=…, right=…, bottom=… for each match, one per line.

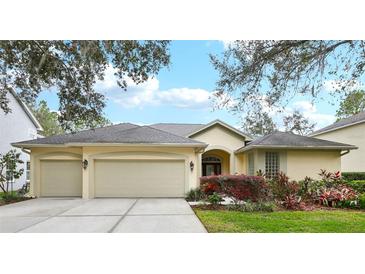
left=151, top=122, right=205, bottom=125
left=35, top=122, right=139, bottom=140
left=141, top=125, right=204, bottom=143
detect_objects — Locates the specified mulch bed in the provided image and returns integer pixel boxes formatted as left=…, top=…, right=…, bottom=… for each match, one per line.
left=0, top=197, right=33, bottom=206
left=191, top=202, right=362, bottom=212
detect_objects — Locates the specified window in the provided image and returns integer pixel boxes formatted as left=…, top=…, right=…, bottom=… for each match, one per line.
left=26, top=161, right=31, bottom=181
left=248, top=153, right=254, bottom=176
left=265, top=152, right=280, bottom=179
left=202, top=156, right=221, bottom=163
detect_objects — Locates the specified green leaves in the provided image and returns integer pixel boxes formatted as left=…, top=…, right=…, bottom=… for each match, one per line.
left=335, top=90, right=365, bottom=121
left=0, top=150, right=24, bottom=193
left=0, top=40, right=170, bottom=131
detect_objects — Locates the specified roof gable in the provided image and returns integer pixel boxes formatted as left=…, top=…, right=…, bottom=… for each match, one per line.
left=187, top=119, right=252, bottom=140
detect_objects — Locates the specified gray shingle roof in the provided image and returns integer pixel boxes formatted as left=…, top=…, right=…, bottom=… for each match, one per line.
left=149, top=123, right=205, bottom=137
left=236, top=131, right=357, bottom=152
left=12, top=123, right=206, bottom=147
left=310, top=111, right=365, bottom=136
left=150, top=119, right=252, bottom=140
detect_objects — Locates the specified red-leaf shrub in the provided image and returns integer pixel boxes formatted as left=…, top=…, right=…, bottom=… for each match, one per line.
left=319, top=185, right=358, bottom=207
left=269, top=172, right=301, bottom=209
left=200, top=174, right=268, bottom=202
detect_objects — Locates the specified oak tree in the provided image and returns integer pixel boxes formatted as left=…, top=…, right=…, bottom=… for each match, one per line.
left=0, top=41, right=170, bottom=131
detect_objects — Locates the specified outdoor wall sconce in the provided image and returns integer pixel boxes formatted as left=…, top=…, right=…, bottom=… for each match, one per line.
left=82, top=159, right=88, bottom=170
left=190, top=161, right=194, bottom=171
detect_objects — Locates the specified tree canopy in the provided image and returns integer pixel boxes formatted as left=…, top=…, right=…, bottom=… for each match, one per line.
left=31, top=100, right=64, bottom=136
left=211, top=40, right=365, bottom=114
left=0, top=41, right=170, bottom=131
left=335, top=90, right=365, bottom=121
left=283, top=110, right=316, bottom=135
left=243, top=111, right=276, bottom=137
left=31, top=100, right=112, bottom=136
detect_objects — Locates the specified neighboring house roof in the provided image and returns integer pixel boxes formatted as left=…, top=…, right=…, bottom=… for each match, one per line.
left=9, top=89, right=43, bottom=131
left=236, top=131, right=357, bottom=153
left=309, top=111, right=365, bottom=136
left=150, top=123, right=205, bottom=137
left=12, top=123, right=207, bottom=148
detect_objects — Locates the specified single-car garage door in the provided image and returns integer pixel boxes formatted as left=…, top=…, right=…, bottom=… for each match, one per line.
left=94, top=159, right=185, bottom=197
left=40, top=160, right=82, bottom=197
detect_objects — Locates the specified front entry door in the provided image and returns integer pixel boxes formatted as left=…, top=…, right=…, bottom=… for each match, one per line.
left=203, top=163, right=221, bottom=176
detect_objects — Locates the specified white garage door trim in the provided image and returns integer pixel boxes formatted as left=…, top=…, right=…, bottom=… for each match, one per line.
left=94, top=159, right=186, bottom=198
left=40, top=159, right=82, bottom=197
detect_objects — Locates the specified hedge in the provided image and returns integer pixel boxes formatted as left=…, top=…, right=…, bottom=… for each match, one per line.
left=342, top=180, right=365, bottom=194
left=342, top=172, right=365, bottom=181
left=200, top=174, right=268, bottom=201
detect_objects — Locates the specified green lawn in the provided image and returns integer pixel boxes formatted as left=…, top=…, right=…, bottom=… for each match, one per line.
left=194, top=209, right=365, bottom=232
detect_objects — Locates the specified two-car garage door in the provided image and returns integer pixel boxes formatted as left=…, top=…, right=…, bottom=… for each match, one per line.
left=39, top=159, right=186, bottom=198
left=94, top=160, right=185, bottom=197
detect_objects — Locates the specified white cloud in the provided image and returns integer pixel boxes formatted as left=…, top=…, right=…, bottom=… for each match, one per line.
left=96, top=66, right=212, bottom=109
left=220, top=40, right=236, bottom=49
left=288, top=100, right=336, bottom=129
left=251, top=98, right=336, bottom=130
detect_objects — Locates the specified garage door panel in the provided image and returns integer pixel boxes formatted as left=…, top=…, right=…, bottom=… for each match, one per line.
left=40, top=160, right=82, bottom=197
left=94, top=160, right=185, bottom=197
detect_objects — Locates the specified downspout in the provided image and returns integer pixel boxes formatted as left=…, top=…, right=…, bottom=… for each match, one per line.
left=340, top=150, right=350, bottom=157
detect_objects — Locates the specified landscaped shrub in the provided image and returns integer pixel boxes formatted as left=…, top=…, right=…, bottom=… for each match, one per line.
left=186, top=188, right=205, bottom=201
left=298, top=177, right=325, bottom=202
left=358, top=193, right=365, bottom=209
left=342, top=172, right=365, bottom=181
left=319, top=185, right=358, bottom=208
left=207, top=193, right=223, bottom=207
left=200, top=174, right=268, bottom=202
left=342, top=180, right=365, bottom=194
left=269, top=172, right=301, bottom=209
left=318, top=169, right=342, bottom=187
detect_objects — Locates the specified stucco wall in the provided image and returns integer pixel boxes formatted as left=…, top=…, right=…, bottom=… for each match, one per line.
left=313, top=123, right=365, bottom=172
left=241, top=149, right=341, bottom=181
left=286, top=150, right=341, bottom=181
left=0, top=92, right=39, bottom=190
left=191, top=124, right=246, bottom=174
left=29, top=146, right=199, bottom=198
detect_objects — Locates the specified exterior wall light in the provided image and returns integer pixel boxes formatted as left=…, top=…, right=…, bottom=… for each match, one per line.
left=82, top=159, right=88, bottom=170
left=190, top=161, right=194, bottom=171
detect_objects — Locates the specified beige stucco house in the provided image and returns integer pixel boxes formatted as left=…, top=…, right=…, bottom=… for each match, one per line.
left=309, top=111, right=365, bottom=173
left=12, top=120, right=357, bottom=199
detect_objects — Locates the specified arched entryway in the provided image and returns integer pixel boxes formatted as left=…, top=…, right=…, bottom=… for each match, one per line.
left=202, top=149, right=231, bottom=176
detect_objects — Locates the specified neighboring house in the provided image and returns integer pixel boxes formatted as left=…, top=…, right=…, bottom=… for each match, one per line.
left=0, top=90, right=43, bottom=190
left=309, top=111, right=365, bottom=173
left=12, top=119, right=356, bottom=199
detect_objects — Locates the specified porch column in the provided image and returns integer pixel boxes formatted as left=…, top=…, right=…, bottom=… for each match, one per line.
left=197, top=153, right=202, bottom=179
left=230, top=153, right=235, bottom=174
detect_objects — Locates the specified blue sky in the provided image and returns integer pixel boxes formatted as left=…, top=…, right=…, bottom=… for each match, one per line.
left=38, top=40, right=346, bottom=129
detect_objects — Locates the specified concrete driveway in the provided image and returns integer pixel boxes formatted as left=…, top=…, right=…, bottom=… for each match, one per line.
left=0, top=198, right=206, bottom=233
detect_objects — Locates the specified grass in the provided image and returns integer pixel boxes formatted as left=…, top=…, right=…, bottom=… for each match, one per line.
left=194, top=209, right=365, bottom=232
